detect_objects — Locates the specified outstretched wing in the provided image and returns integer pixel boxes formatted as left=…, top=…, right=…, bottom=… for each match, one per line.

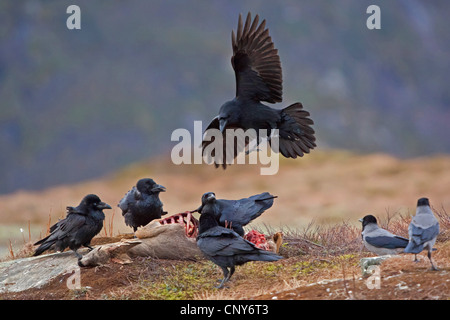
left=217, top=192, right=276, bottom=226
left=232, top=12, right=282, bottom=103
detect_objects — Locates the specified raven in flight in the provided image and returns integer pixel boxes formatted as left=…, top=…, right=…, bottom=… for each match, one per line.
left=202, top=12, right=316, bottom=168
left=196, top=192, right=282, bottom=288
left=193, top=191, right=277, bottom=236
left=33, top=194, right=111, bottom=259
left=118, top=178, right=167, bottom=232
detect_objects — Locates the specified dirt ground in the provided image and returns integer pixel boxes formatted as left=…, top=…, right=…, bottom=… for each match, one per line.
left=254, top=257, right=450, bottom=300
left=2, top=239, right=448, bottom=300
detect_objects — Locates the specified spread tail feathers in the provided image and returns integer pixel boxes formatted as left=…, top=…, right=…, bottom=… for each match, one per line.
left=277, top=103, right=316, bottom=158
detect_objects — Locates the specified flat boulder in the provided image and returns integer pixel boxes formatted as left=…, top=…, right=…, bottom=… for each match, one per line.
left=0, top=251, right=80, bottom=293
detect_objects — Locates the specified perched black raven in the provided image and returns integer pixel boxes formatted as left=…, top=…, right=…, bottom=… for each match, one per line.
left=193, top=191, right=277, bottom=236
left=202, top=12, right=316, bottom=168
left=196, top=192, right=282, bottom=288
left=118, top=178, right=167, bottom=232
left=33, top=194, right=111, bottom=259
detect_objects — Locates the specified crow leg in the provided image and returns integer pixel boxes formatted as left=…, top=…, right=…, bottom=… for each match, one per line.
left=228, top=266, right=236, bottom=281
left=428, top=251, right=439, bottom=271
left=413, top=254, right=420, bottom=262
left=73, top=249, right=83, bottom=260
left=216, top=267, right=229, bottom=289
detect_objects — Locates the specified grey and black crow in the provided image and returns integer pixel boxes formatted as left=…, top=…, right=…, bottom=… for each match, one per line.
left=196, top=192, right=282, bottom=288
left=202, top=12, right=316, bottom=168
left=194, top=191, right=277, bottom=236
left=404, top=198, right=440, bottom=270
left=33, top=194, right=111, bottom=259
left=359, top=215, right=409, bottom=256
left=118, top=178, right=167, bottom=232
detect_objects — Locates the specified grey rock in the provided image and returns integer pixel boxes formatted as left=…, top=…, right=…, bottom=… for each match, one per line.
left=360, top=255, right=394, bottom=276
left=0, top=250, right=83, bottom=293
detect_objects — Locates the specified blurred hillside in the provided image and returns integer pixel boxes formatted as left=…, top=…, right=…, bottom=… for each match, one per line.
left=1, top=0, right=450, bottom=194
left=2, top=149, right=450, bottom=230
left=2, top=149, right=450, bottom=258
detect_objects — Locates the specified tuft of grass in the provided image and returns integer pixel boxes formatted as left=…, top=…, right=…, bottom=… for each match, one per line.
left=3, top=203, right=450, bottom=300
left=254, top=219, right=361, bottom=259
left=7, top=240, right=14, bottom=260
left=377, top=205, right=450, bottom=242
left=4, top=221, right=35, bottom=261
left=103, top=208, right=116, bottom=237
left=377, top=208, right=411, bottom=239
left=136, top=261, right=218, bottom=300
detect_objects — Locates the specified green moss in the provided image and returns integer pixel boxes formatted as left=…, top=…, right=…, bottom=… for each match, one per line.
left=137, top=262, right=218, bottom=300
left=292, top=254, right=360, bottom=276
left=293, top=261, right=326, bottom=275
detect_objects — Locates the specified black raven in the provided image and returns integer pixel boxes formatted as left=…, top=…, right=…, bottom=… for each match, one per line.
left=118, top=178, right=167, bottom=232
left=33, top=194, right=111, bottom=259
left=194, top=191, right=277, bottom=236
left=202, top=12, right=316, bottom=168
left=196, top=192, right=282, bottom=288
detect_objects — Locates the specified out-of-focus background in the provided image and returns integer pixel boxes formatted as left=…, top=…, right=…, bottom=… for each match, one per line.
left=1, top=1, right=450, bottom=257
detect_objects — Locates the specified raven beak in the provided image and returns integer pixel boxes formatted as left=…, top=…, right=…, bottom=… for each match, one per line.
left=358, top=218, right=363, bottom=223
left=207, top=193, right=216, bottom=201
left=219, top=119, right=227, bottom=133
left=152, top=184, right=166, bottom=192
left=99, top=202, right=112, bottom=210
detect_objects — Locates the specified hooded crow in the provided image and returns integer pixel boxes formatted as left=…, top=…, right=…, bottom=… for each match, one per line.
left=202, top=12, right=315, bottom=168
left=193, top=191, right=276, bottom=236
left=404, top=198, right=440, bottom=270
left=33, top=194, right=111, bottom=259
left=359, top=215, right=409, bottom=256
left=196, top=192, right=282, bottom=288
left=118, top=178, right=167, bottom=232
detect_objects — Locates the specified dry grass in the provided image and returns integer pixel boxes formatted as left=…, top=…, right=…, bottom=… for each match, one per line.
left=2, top=208, right=449, bottom=300
left=2, top=150, right=450, bottom=235
left=1, top=150, right=450, bottom=299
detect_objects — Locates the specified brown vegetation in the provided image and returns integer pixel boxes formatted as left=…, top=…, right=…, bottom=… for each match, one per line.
left=1, top=207, right=449, bottom=300
left=1, top=151, right=450, bottom=299
left=2, top=150, right=450, bottom=237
